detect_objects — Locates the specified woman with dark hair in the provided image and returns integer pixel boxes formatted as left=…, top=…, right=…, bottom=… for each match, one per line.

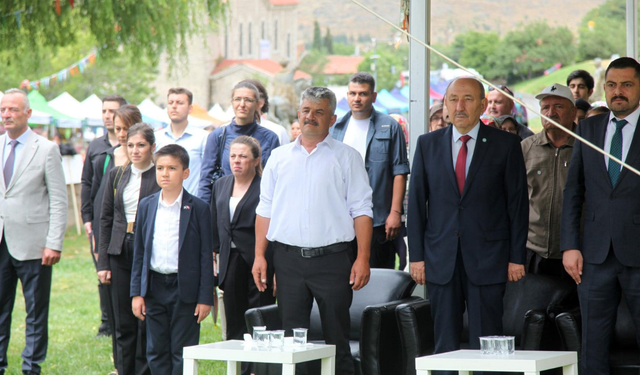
left=242, top=78, right=290, bottom=146
left=98, top=123, right=159, bottom=375
left=198, top=81, right=280, bottom=203
left=211, top=136, right=275, bottom=375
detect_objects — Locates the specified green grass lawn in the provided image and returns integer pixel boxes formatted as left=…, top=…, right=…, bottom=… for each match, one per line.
left=5, top=230, right=226, bottom=375
left=513, top=60, right=596, bottom=95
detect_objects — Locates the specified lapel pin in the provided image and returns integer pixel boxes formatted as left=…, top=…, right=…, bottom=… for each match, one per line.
left=183, top=205, right=191, bottom=210
left=482, top=138, right=487, bottom=143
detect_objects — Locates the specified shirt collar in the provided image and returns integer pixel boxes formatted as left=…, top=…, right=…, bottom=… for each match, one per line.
left=131, top=162, right=154, bottom=177
left=293, top=133, right=334, bottom=150
left=609, top=104, right=640, bottom=129
left=163, top=122, right=194, bottom=139
left=159, top=188, right=184, bottom=208
left=451, top=121, right=481, bottom=142
left=6, top=127, right=32, bottom=146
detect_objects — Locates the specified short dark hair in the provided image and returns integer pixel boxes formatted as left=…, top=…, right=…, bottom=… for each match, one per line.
left=566, top=70, right=594, bottom=90
left=606, top=57, right=640, bottom=81
left=242, top=79, right=269, bottom=114
left=445, top=77, right=485, bottom=100
left=574, top=98, right=591, bottom=112
left=349, top=72, right=376, bottom=92
left=167, top=87, right=193, bottom=105
left=102, top=94, right=127, bottom=106
left=155, top=144, right=190, bottom=169
left=127, top=123, right=155, bottom=145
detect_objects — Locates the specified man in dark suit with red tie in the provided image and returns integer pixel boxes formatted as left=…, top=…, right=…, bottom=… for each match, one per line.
left=407, top=77, right=528, bottom=361
left=561, top=57, right=640, bottom=375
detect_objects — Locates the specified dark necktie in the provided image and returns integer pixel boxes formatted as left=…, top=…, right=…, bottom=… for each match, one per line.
left=3, top=139, right=18, bottom=187
left=608, top=118, right=627, bottom=186
left=455, top=135, right=471, bottom=195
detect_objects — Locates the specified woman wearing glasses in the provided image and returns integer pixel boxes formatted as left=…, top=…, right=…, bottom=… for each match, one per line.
left=198, top=81, right=280, bottom=203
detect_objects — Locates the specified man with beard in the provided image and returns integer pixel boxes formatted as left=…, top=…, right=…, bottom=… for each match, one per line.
left=521, top=84, right=576, bottom=279
left=562, top=57, right=640, bottom=375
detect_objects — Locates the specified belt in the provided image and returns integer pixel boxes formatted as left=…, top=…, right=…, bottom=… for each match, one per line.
left=275, top=241, right=351, bottom=258
left=126, top=222, right=135, bottom=234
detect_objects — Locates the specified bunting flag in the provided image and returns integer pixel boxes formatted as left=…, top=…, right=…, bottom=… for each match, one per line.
left=20, top=52, right=98, bottom=91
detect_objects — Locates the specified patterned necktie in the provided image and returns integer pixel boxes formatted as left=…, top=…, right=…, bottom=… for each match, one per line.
left=608, top=118, right=627, bottom=186
left=3, top=139, right=18, bottom=187
left=455, top=135, right=472, bottom=195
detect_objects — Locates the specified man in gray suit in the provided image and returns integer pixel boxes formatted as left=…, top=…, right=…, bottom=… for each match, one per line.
left=0, top=89, right=67, bottom=375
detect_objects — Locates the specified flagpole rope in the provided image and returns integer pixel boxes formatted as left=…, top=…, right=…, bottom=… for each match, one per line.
left=350, top=0, right=640, bottom=178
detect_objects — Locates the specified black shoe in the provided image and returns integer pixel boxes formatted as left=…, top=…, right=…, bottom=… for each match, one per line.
left=96, top=322, right=111, bottom=337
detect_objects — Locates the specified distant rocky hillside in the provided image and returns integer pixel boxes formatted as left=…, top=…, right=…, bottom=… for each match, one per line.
left=296, top=0, right=607, bottom=45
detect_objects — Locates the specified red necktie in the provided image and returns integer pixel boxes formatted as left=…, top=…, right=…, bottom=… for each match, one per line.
left=455, top=135, right=471, bottom=195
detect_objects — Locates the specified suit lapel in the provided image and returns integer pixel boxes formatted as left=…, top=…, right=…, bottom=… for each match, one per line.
left=231, top=176, right=260, bottom=224
left=8, top=132, right=38, bottom=192
left=462, top=124, right=490, bottom=198
left=0, top=135, right=6, bottom=193
left=614, top=115, right=640, bottom=187
left=442, top=126, right=459, bottom=194
left=596, top=115, right=613, bottom=188
left=145, top=193, right=159, bottom=265
left=178, top=191, right=192, bottom=252
left=220, top=177, right=233, bottom=232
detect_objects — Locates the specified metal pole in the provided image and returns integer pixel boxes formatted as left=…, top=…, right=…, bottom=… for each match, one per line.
left=409, top=0, right=431, bottom=164
left=626, top=0, right=638, bottom=59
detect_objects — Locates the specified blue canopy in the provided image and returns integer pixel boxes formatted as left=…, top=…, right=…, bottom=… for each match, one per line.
left=390, top=88, right=409, bottom=103
left=377, top=89, right=409, bottom=112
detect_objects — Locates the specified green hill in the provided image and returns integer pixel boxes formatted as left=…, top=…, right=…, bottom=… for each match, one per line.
left=513, top=61, right=596, bottom=95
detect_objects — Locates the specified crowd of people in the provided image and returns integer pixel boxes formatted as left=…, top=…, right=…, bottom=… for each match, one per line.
left=0, top=56, right=637, bottom=375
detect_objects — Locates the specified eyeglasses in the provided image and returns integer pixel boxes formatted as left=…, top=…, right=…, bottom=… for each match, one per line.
left=488, top=85, right=514, bottom=97
left=233, top=97, right=256, bottom=104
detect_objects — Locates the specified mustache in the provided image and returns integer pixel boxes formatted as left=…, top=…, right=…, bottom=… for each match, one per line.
left=454, top=112, right=468, bottom=118
left=612, top=95, right=628, bottom=102
left=304, top=119, right=318, bottom=126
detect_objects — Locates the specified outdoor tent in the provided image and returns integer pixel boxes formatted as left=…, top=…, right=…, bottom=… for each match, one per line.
left=138, top=98, right=170, bottom=127
left=48, top=92, right=86, bottom=127
left=191, top=103, right=225, bottom=127
left=377, top=89, right=409, bottom=112
left=28, top=91, right=83, bottom=128
left=208, top=103, right=232, bottom=122
left=80, top=94, right=104, bottom=126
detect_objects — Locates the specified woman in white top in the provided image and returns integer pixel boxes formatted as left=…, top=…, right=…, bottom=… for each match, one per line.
left=210, top=136, right=276, bottom=364
left=98, top=123, right=160, bottom=375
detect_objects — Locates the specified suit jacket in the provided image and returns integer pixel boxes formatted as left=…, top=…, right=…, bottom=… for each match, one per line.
left=561, top=113, right=640, bottom=267
left=130, top=190, right=214, bottom=305
left=407, top=124, right=528, bottom=286
left=97, top=164, right=160, bottom=271
left=211, top=174, right=270, bottom=287
left=0, top=131, right=68, bottom=260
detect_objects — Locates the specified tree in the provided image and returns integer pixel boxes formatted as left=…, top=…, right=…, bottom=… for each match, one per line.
left=312, top=20, right=323, bottom=51
left=577, top=0, right=627, bottom=60
left=299, top=49, right=330, bottom=86
left=324, top=28, right=334, bottom=54
left=0, top=0, right=226, bottom=61
left=358, top=43, right=409, bottom=91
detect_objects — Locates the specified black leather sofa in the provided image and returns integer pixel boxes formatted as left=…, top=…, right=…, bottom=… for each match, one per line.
left=244, top=268, right=417, bottom=375
left=555, top=297, right=640, bottom=375
left=395, top=273, right=577, bottom=375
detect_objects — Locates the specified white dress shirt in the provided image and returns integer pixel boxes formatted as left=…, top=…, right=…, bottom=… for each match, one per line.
left=150, top=189, right=183, bottom=274
left=122, top=163, right=154, bottom=223
left=229, top=196, right=241, bottom=248
left=256, top=134, right=373, bottom=248
left=3, top=127, right=32, bottom=170
left=155, top=123, right=208, bottom=195
left=604, top=105, right=640, bottom=170
left=451, top=122, right=481, bottom=178
left=343, top=116, right=371, bottom=162
left=260, top=118, right=290, bottom=146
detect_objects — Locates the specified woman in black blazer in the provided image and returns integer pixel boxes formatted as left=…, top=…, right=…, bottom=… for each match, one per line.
left=98, top=123, right=159, bottom=375
left=211, top=136, right=276, bottom=343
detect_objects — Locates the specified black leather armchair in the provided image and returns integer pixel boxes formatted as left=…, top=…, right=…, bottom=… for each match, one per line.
left=396, top=274, right=577, bottom=375
left=555, top=298, right=639, bottom=375
left=244, top=268, right=417, bottom=375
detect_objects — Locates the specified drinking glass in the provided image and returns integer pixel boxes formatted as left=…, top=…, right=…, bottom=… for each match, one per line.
left=293, top=328, right=308, bottom=346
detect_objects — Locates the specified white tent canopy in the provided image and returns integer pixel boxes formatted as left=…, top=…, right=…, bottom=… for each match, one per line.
left=209, top=103, right=232, bottom=122
left=138, top=98, right=217, bottom=129
left=48, top=92, right=85, bottom=121
left=81, top=94, right=103, bottom=126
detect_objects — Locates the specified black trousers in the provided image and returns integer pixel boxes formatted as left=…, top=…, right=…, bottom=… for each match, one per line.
left=368, top=225, right=396, bottom=269
left=145, top=271, right=200, bottom=375
left=578, top=248, right=640, bottom=375
left=274, top=244, right=355, bottom=375
left=110, top=234, right=150, bottom=375
left=91, top=233, right=118, bottom=368
left=426, top=248, right=505, bottom=375
left=0, top=237, right=52, bottom=375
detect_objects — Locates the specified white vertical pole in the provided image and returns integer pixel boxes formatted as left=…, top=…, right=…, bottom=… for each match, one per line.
left=626, top=0, right=638, bottom=59
left=409, top=0, right=431, bottom=163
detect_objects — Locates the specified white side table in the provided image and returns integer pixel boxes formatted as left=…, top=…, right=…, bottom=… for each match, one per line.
left=183, top=340, right=336, bottom=375
left=415, top=350, right=578, bottom=375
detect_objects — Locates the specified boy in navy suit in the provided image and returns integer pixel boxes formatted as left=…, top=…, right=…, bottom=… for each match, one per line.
left=131, top=144, right=214, bottom=375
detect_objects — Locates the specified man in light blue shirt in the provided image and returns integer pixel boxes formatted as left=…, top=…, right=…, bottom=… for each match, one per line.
left=155, top=88, right=207, bottom=195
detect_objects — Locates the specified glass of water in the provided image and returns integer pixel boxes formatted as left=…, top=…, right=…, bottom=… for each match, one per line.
left=293, top=328, right=308, bottom=346
left=270, top=330, right=285, bottom=349
left=255, top=330, right=271, bottom=348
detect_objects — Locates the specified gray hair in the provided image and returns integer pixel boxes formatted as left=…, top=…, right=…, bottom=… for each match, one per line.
left=4, top=88, right=30, bottom=112
left=299, top=87, right=336, bottom=114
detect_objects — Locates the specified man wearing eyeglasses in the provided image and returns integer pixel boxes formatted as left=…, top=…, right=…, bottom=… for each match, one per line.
left=486, top=86, right=534, bottom=139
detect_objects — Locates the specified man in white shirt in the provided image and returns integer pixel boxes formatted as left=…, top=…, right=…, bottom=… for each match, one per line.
left=253, top=87, right=373, bottom=375
left=155, top=88, right=208, bottom=195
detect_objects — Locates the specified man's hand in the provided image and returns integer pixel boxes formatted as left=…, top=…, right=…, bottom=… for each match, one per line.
left=349, top=257, right=370, bottom=290
left=42, top=248, right=61, bottom=266
left=84, top=222, right=92, bottom=240
left=563, top=249, right=583, bottom=284
left=132, top=296, right=146, bottom=321
left=273, top=274, right=277, bottom=297
left=194, top=304, right=211, bottom=324
left=385, top=211, right=402, bottom=240
left=213, top=256, right=218, bottom=278
left=98, top=270, right=112, bottom=285
left=508, top=263, right=525, bottom=282
left=252, top=255, right=268, bottom=292
left=410, top=261, right=426, bottom=285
